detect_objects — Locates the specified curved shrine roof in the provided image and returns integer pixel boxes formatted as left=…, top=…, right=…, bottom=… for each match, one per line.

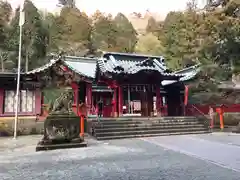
left=24, top=53, right=200, bottom=86
left=64, top=56, right=97, bottom=78
left=99, top=52, right=169, bottom=75
left=25, top=55, right=98, bottom=79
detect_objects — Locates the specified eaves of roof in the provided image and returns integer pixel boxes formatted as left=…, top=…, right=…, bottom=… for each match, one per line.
left=25, top=56, right=98, bottom=79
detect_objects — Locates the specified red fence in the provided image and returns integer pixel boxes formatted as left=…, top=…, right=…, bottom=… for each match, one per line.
left=190, top=104, right=240, bottom=114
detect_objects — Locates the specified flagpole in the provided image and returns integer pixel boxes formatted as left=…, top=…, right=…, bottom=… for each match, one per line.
left=13, top=2, right=25, bottom=139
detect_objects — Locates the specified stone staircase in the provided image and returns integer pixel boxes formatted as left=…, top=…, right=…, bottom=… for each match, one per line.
left=87, top=116, right=210, bottom=140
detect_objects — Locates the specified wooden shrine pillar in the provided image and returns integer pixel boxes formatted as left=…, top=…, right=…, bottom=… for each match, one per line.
left=118, top=86, right=123, bottom=116
left=140, top=89, right=148, bottom=117
left=35, top=89, right=42, bottom=115
left=86, top=83, right=92, bottom=114
left=113, top=88, right=118, bottom=117
left=184, top=85, right=189, bottom=106
left=71, top=82, right=79, bottom=104
left=184, top=85, right=189, bottom=115
left=156, top=85, right=162, bottom=116
left=148, top=92, right=154, bottom=117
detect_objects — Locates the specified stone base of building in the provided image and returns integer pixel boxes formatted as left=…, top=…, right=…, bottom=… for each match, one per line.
left=36, top=140, right=87, bottom=151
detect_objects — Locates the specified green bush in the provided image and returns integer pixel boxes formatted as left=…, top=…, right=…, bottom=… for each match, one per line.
left=0, top=122, right=12, bottom=136
left=213, top=113, right=240, bottom=126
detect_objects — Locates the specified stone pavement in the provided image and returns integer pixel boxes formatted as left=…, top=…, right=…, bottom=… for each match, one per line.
left=0, top=133, right=240, bottom=180
left=140, top=132, right=240, bottom=172
left=0, top=135, right=101, bottom=154
left=0, top=135, right=41, bottom=153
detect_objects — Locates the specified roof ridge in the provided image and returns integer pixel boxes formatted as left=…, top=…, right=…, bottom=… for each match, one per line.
left=103, top=52, right=164, bottom=59
left=64, top=56, right=98, bottom=63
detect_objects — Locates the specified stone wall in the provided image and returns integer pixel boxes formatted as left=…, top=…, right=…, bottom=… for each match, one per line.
left=0, top=116, right=44, bottom=136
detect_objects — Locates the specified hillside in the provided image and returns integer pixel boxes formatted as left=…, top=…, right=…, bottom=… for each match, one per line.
left=127, top=10, right=163, bottom=35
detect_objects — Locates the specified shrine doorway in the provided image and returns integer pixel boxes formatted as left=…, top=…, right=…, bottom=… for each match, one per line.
left=78, top=81, right=86, bottom=104
left=122, top=85, right=155, bottom=117
left=165, top=85, right=184, bottom=116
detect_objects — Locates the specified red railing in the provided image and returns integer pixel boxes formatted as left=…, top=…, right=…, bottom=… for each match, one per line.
left=186, top=104, right=211, bottom=127
left=189, top=104, right=240, bottom=114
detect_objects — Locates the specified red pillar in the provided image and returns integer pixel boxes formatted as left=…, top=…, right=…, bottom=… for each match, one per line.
left=184, top=85, right=189, bottom=115
left=118, top=86, right=123, bottom=116
left=113, top=88, right=118, bottom=117
left=156, top=85, right=162, bottom=116
left=35, top=89, right=42, bottom=115
left=80, top=115, right=85, bottom=137
left=219, top=107, right=224, bottom=130
left=71, top=82, right=79, bottom=104
left=86, top=83, right=92, bottom=115
left=184, top=85, right=189, bottom=105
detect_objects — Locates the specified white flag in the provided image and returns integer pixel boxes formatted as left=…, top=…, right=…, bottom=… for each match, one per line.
left=19, top=11, right=25, bottom=26
left=20, top=0, right=24, bottom=11
left=19, top=0, right=25, bottom=26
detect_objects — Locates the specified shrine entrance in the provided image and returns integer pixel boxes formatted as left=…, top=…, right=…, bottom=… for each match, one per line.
left=165, top=84, right=185, bottom=116
left=122, top=84, right=155, bottom=117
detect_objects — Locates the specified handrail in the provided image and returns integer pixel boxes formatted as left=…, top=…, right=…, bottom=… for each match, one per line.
left=191, top=105, right=210, bottom=119
left=187, top=104, right=211, bottom=127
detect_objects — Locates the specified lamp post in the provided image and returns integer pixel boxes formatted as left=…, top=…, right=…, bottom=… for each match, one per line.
left=13, top=1, right=25, bottom=139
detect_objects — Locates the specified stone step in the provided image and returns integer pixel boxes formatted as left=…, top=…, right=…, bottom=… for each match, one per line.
left=94, top=124, right=206, bottom=133
left=96, top=131, right=210, bottom=140
left=91, top=120, right=143, bottom=125
left=95, top=127, right=208, bottom=137
left=89, top=116, right=197, bottom=123
left=88, top=116, right=209, bottom=140
left=93, top=121, right=202, bottom=129
left=90, top=118, right=199, bottom=125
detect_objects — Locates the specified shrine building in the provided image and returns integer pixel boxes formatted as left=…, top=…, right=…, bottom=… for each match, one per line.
left=0, top=52, right=200, bottom=118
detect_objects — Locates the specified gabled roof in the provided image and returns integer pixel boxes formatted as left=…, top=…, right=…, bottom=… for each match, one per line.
left=63, top=56, right=97, bottom=78
left=24, top=53, right=200, bottom=86
left=25, top=55, right=98, bottom=79
left=161, top=64, right=201, bottom=86
left=98, top=52, right=184, bottom=77
left=25, top=57, right=60, bottom=75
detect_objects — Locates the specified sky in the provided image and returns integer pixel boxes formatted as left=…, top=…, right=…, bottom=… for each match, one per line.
left=8, top=0, right=206, bottom=17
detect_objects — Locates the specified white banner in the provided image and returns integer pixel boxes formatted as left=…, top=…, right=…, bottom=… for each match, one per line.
left=19, top=11, right=25, bottom=26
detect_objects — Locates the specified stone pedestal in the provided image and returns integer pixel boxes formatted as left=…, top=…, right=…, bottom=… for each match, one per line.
left=36, top=113, right=87, bottom=151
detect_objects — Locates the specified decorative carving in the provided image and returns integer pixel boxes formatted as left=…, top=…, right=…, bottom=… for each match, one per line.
left=36, top=87, right=85, bottom=150
left=50, top=88, right=74, bottom=114
left=39, top=113, right=83, bottom=145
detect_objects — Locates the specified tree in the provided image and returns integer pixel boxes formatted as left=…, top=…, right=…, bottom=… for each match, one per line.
left=135, top=33, right=164, bottom=56
left=0, top=1, right=13, bottom=71
left=198, top=0, right=240, bottom=77
left=91, top=11, right=118, bottom=52
left=161, top=11, right=187, bottom=69
left=8, top=0, right=49, bottom=71
left=42, top=12, right=62, bottom=54
left=56, top=6, right=91, bottom=55
left=113, top=13, right=137, bottom=53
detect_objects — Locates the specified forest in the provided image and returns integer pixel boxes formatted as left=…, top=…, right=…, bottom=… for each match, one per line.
left=0, top=0, right=239, bottom=103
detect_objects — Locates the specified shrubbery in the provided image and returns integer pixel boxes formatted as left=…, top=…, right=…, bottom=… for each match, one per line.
left=213, top=113, right=240, bottom=126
